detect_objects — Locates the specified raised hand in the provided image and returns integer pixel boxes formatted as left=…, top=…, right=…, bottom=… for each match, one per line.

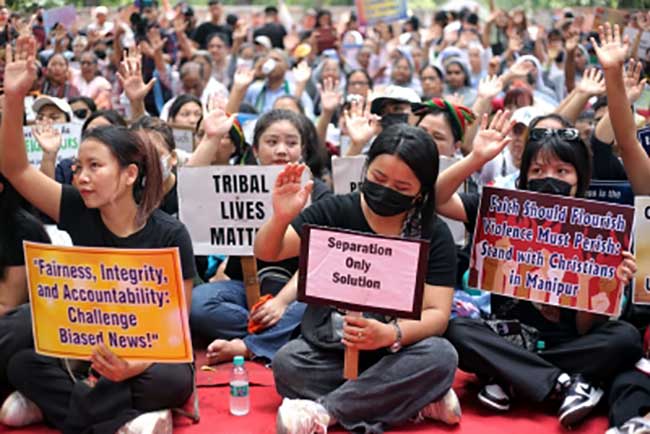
left=575, top=68, right=606, bottom=96
left=233, top=22, right=249, bottom=42
left=637, top=12, right=650, bottom=33
left=32, top=121, right=62, bottom=155
left=202, top=105, right=235, bottom=140
left=445, top=92, right=465, bottom=107
left=477, top=75, right=504, bottom=101
left=343, top=97, right=381, bottom=146
left=146, top=27, right=168, bottom=53
left=623, top=59, right=648, bottom=104
left=272, top=163, right=314, bottom=224
left=173, top=15, right=188, bottom=35
left=117, top=48, right=156, bottom=102
left=591, top=23, right=629, bottom=70
left=319, top=77, right=342, bottom=113
left=4, top=35, right=38, bottom=98
left=471, top=110, right=513, bottom=164
left=292, top=61, right=312, bottom=85
left=508, top=60, right=534, bottom=79
left=232, top=66, right=256, bottom=89
left=565, top=27, right=580, bottom=52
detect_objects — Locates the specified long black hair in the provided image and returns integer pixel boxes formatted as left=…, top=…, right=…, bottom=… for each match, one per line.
left=366, top=124, right=440, bottom=238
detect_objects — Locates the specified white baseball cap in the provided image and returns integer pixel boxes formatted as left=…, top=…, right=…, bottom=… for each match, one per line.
left=32, top=96, right=73, bottom=121
left=511, top=106, right=546, bottom=127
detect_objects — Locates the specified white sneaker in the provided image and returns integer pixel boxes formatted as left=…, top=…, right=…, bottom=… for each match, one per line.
left=276, top=398, right=330, bottom=434
left=116, top=409, right=173, bottom=434
left=0, top=391, right=44, bottom=427
left=419, top=388, right=462, bottom=425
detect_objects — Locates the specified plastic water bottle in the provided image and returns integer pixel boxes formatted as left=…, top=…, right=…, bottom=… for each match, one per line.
left=229, top=356, right=249, bottom=416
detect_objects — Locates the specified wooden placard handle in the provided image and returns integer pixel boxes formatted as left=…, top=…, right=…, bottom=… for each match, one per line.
left=343, top=311, right=361, bottom=380
left=240, top=256, right=260, bottom=310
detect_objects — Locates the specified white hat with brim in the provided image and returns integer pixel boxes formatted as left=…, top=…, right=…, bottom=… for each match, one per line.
left=370, top=85, right=421, bottom=115
left=511, top=106, right=546, bottom=127
left=32, top=96, right=73, bottom=121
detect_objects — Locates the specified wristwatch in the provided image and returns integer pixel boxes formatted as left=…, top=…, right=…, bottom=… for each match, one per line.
left=388, top=320, right=402, bottom=353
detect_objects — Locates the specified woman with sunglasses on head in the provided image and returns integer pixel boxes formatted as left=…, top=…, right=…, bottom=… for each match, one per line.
left=254, top=123, right=461, bottom=433
left=0, top=36, right=195, bottom=433
left=435, top=110, right=642, bottom=428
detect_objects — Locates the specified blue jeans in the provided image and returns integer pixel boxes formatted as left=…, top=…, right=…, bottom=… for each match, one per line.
left=190, top=280, right=306, bottom=360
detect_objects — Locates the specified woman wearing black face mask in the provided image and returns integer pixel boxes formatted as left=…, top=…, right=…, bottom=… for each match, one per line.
left=436, top=111, right=641, bottom=428
left=255, top=124, right=461, bottom=432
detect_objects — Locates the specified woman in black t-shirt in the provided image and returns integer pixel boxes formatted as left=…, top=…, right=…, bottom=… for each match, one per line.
left=255, top=124, right=460, bottom=433
left=0, top=36, right=195, bottom=433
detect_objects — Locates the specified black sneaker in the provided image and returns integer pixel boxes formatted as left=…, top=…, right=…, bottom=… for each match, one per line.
left=557, top=375, right=604, bottom=427
left=478, top=383, right=511, bottom=411
left=605, top=416, right=650, bottom=434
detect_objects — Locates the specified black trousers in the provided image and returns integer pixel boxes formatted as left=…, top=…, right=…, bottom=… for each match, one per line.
left=608, top=368, right=650, bottom=427
left=7, top=350, right=193, bottom=434
left=0, top=304, right=34, bottom=399
left=445, top=317, right=642, bottom=402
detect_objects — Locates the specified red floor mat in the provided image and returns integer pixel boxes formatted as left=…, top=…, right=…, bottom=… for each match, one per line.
left=0, top=355, right=609, bottom=433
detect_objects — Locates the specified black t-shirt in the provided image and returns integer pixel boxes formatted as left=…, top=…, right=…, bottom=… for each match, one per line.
left=590, top=134, right=627, bottom=181
left=1, top=209, right=50, bottom=270
left=253, top=23, right=287, bottom=49
left=290, top=192, right=457, bottom=350
left=192, top=23, right=232, bottom=49
left=58, top=185, right=196, bottom=280
left=159, top=180, right=179, bottom=217
left=224, top=178, right=332, bottom=283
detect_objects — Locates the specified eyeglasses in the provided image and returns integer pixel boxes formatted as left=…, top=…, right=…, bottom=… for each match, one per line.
left=529, top=128, right=580, bottom=141
left=74, top=109, right=89, bottom=119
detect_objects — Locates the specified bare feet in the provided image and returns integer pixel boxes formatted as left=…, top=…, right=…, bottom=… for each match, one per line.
left=206, top=339, right=250, bottom=365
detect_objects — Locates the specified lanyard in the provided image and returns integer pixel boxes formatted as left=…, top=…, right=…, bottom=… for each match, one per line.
left=254, top=80, right=290, bottom=112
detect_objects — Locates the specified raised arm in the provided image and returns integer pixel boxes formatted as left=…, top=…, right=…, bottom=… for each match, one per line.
left=315, top=77, right=342, bottom=147
left=436, top=110, right=512, bottom=222
left=117, top=47, right=156, bottom=122
left=226, top=67, right=255, bottom=115
left=463, top=74, right=504, bottom=154
left=0, top=36, right=61, bottom=222
left=254, top=163, right=313, bottom=262
left=555, top=68, right=605, bottom=124
left=186, top=104, right=235, bottom=166
left=594, top=23, right=650, bottom=194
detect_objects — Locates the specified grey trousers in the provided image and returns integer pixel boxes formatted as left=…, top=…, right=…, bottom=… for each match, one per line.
left=273, top=336, right=458, bottom=434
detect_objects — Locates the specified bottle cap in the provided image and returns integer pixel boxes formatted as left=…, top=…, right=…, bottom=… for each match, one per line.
left=233, top=355, right=245, bottom=366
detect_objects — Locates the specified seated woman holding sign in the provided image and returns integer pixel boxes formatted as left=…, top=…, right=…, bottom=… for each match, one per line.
left=435, top=109, right=642, bottom=427
left=0, top=36, right=195, bottom=433
left=254, top=124, right=461, bottom=432
left=190, top=109, right=331, bottom=364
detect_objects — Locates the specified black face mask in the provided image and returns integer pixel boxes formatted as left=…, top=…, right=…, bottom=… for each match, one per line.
left=527, top=177, right=573, bottom=196
left=361, top=179, right=416, bottom=217
left=380, top=112, right=409, bottom=129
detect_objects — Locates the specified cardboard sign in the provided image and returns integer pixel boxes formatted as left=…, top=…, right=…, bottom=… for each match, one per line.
left=586, top=180, right=634, bottom=206
left=178, top=165, right=310, bottom=256
left=469, top=187, right=634, bottom=316
left=24, top=242, right=192, bottom=363
left=298, top=225, right=429, bottom=319
left=331, top=155, right=467, bottom=245
left=634, top=197, right=650, bottom=305
left=172, top=127, right=195, bottom=153
left=355, top=0, right=408, bottom=25
left=638, top=127, right=650, bottom=156
left=25, top=123, right=82, bottom=167
left=43, top=6, right=77, bottom=32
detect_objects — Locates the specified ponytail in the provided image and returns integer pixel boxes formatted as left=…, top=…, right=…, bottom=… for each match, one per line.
left=82, top=126, right=164, bottom=225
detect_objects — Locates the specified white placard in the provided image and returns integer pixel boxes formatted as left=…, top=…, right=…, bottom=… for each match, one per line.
left=172, top=128, right=194, bottom=153
left=24, top=123, right=82, bottom=167
left=177, top=165, right=310, bottom=256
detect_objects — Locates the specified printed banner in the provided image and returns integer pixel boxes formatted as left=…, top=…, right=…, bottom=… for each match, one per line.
left=634, top=197, right=650, bottom=305
left=355, top=0, right=408, bottom=26
left=178, top=165, right=310, bottom=256
left=24, top=242, right=193, bottom=362
left=586, top=180, right=634, bottom=205
left=298, top=225, right=429, bottom=319
left=469, top=187, right=634, bottom=316
left=331, top=155, right=466, bottom=245
left=638, top=127, right=650, bottom=156
left=171, top=127, right=195, bottom=153
left=25, top=123, right=82, bottom=167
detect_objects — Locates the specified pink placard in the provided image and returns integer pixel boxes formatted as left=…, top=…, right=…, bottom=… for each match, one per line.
left=297, top=225, right=429, bottom=319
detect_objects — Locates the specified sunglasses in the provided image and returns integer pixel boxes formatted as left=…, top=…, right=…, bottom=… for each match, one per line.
left=74, top=109, right=89, bottom=119
left=528, top=128, right=580, bottom=142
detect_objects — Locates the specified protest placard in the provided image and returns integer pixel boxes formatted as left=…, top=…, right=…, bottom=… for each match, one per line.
left=634, top=197, right=650, bottom=305
left=469, top=187, right=634, bottom=316
left=43, top=6, right=77, bottom=32
left=586, top=180, right=634, bottom=206
left=170, top=125, right=195, bottom=153
left=297, top=225, right=429, bottom=319
left=355, top=0, right=408, bottom=25
left=331, top=155, right=466, bottom=245
left=24, top=123, right=82, bottom=167
left=24, top=242, right=192, bottom=363
left=178, top=165, right=310, bottom=256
